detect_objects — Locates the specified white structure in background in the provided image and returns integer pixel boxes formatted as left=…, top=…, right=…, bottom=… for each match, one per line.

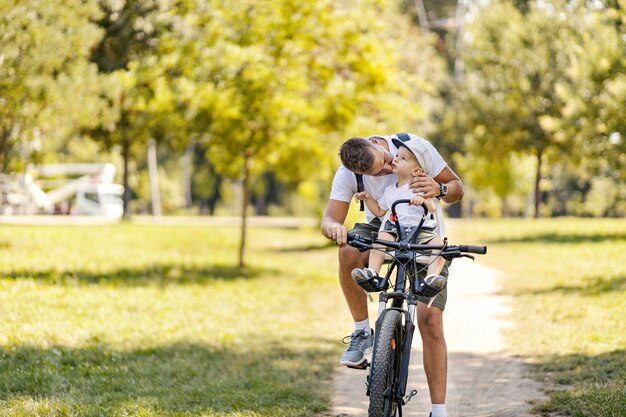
left=0, top=163, right=124, bottom=219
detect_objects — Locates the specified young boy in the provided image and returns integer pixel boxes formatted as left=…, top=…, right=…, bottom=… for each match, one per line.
left=351, top=138, right=447, bottom=296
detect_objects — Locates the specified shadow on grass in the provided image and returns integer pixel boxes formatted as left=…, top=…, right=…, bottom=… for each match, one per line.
left=490, top=232, right=626, bottom=244
left=271, top=241, right=337, bottom=253
left=527, top=274, right=626, bottom=296
left=2, top=264, right=280, bottom=286
left=531, top=349, right=626, bottom=417
left=0, top=337, right=338, bottom=416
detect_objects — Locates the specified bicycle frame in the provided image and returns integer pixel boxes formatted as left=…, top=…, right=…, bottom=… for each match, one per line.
left=347, top=199, right=487, bottom=416
left=368, top=200, right=431, bottom=408
left=369, top=236, right=422, bottom=406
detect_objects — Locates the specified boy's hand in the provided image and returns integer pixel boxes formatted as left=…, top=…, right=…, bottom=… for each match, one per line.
left=410, top=195, right=426, bottom=207
left=354, top=191, right=370, bottom=201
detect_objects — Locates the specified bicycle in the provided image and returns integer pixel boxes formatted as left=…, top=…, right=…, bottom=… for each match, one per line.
left=346, top=199, right=487, bottom=417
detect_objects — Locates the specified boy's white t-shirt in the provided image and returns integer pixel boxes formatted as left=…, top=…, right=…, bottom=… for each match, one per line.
left=378, top=183, right=438, bottom=230
left=329, top=134, right=448, bottom=235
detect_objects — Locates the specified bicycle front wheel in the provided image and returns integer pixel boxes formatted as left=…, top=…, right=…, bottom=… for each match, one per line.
left=368, top=309, right=403, bottom=417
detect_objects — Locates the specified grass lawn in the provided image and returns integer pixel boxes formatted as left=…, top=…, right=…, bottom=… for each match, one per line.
left=447, top=217, right=626, bottom=417
left=1, top=217, right=624, bottom=416
left=0, top=223, right=348, bottom=417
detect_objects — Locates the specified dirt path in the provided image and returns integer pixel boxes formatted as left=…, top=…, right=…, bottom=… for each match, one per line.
left=329, top=259, right=545, bottom=417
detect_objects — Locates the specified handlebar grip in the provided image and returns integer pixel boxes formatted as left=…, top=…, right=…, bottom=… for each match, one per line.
left=458, top=245, right=487, bottom=254
left=347, top=232, right=372, bottom=244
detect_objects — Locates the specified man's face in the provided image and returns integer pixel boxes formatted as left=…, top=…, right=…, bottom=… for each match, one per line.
left=359, top=145, right=394, bottom=177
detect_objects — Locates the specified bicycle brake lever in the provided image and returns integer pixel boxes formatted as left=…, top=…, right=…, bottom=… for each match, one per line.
left=462, top=254, right=475, bottom=260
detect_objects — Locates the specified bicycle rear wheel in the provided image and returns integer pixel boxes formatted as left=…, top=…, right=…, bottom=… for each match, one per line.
left=368, top=309, right=403, bottom=417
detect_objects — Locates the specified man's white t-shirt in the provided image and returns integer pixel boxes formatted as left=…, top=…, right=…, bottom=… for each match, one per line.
left=329, top=133, right=448, bottom=235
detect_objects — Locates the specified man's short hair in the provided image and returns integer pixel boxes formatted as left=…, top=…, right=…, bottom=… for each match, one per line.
left=339, top=137, right=376, bottom=172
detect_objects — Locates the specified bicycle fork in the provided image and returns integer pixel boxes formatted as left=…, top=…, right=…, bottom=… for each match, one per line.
left=397, top=295, right=418, bottom=405
left=373, top=294, right=419, bottom=407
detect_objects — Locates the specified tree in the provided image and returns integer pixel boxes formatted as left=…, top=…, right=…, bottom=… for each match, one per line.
left=160, top=0, right=446, bottom=267
left=454, top=0, right=621, bottom=217
left=89, top=0, right=182, bottom=217
left=0, top=0, right=104, bottom=173
left=567, top=1, right=626, bottom=180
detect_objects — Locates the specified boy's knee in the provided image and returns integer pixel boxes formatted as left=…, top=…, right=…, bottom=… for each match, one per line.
left=431, top=236, right=445, bottom=245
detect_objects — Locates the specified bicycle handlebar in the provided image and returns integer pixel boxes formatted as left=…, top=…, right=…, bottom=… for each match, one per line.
left=346, top=232, right=487, bottom=257
left=457, top=245, right=487, bottom=255
left=347, top=199, right=487, bottom=257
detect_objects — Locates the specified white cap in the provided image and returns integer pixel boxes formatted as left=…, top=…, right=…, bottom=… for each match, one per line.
left=391, top=136, right=432, bottom=173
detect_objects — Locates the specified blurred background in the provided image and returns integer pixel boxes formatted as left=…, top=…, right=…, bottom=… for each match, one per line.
left=2, top=0, right=624, bottom=223
left=0, top=1, right=625, bottom=416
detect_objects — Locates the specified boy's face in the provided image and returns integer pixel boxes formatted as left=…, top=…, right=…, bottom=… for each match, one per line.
left=392, top=146, right=423, bottom=178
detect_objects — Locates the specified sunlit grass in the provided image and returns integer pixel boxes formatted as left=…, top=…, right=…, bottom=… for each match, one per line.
left=2, top=218, right=625, bottom=416
left=447, top=217, right=626, bottom=417
left=0, top=223, right=346, bottom=417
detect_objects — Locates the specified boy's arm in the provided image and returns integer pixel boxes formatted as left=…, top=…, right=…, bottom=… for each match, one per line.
left=424, top=197, right=436, bottom=213
left=354, top=192, right=387, bottom=217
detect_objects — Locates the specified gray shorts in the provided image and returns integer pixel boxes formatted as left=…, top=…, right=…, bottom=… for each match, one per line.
left=350, top=218, right=382, bottom=239
left=349, top=219, right=450, bottom=310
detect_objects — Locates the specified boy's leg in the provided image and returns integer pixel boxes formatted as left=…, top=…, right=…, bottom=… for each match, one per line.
left=426, top=236, right=446, bottom=277
left=368, top=231, right=395, bottom=273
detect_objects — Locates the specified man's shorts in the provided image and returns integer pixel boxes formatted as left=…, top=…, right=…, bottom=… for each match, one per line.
left=350, top=219, right=450, bottom=311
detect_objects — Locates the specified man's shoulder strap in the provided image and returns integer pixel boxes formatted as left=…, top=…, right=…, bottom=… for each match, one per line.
left=355, top=173, right=365, bottom=212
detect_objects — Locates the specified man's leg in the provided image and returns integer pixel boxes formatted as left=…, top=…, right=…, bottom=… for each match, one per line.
left=338, top=220, right=380, bottom=366
left=417, top=303, right=447, bottom=404
left=339, top=219, right=380, bottom=322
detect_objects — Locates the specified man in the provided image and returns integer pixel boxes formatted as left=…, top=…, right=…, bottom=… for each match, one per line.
left=320, top=133, right=463, bottom=417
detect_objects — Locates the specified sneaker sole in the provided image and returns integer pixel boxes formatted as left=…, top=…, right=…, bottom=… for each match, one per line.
left=340, top=346, right=373, bottom=366
left=351, top=271, right=368, bottom=284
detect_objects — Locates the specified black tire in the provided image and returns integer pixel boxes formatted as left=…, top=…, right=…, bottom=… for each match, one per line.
left=368, top=309, right=403, bottom=417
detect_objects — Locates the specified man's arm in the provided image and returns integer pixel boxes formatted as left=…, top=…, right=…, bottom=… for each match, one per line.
left=409, top=166, right=464, bottom=204
left=320, top=199, right=351, bottom=246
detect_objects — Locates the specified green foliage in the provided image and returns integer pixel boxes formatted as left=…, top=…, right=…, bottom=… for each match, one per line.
left=158, top=0, right=445, bottom=182
left=0, top=0, right=105, bottom=172
left=3, top=0, right=624, bottom=218
left=148, top=0, right=447, bottom=264
left=453, top=1, right=626, bottom=216
left=566, top=3, right=626, bottom=180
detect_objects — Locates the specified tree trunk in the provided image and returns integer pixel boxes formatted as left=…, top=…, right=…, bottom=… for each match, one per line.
left=0, top=130, right=8, bottom=174
left=147, top=138, right=161, bottom=217
left=254, top=193, right=267, bottom=215
left=0, top=123, right=19, bottom=174
left=534, top=150, right=543, bottom=219
left=238, top=151, right=253, bottom=268
left=182, top=140, right=194, bottom=209
left=122, top=136, right=131, bottom=219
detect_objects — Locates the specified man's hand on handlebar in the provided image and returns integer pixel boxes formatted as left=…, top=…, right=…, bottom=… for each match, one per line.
left=326, top=223, right=349, bottom=246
